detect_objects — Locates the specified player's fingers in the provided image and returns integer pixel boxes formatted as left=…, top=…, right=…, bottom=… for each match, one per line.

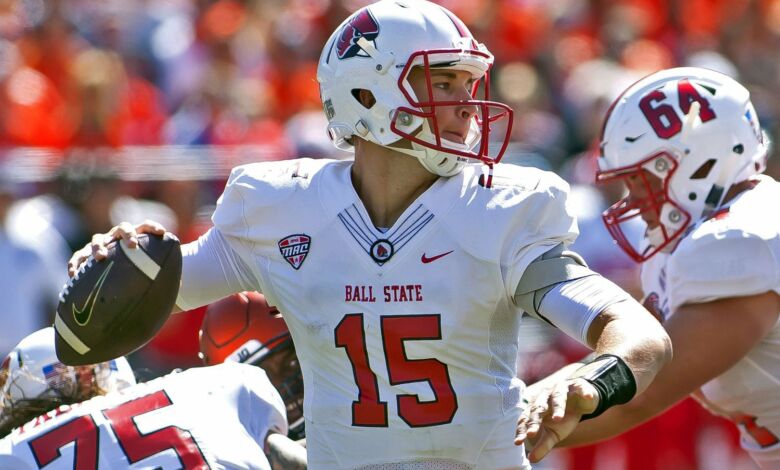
left=524, top=419, right=541, bottom=440
left=516, top=389, right=554, bottom=444
left=90, top=233, right=112, bottom=259
left=523, top=401, right=550, bottom=438
left=528, top=426, right=564, bottom=463
left=107, top=221, right=139, bottom=248
left=135, top=219, right=167, bottom=235
left=549, top=381, right=569, bottom=421
left=568, top=379, right=599, bottom=415
left=67, top=245, right=92, bottom=277
left=515, top=411, right=536, bottom=443
left=515, top=407, right=534, bottom=445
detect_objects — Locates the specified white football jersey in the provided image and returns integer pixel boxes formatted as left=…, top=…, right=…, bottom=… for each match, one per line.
left=641, top=175, right=780, bottom=463
left=0, top=362, right=287, bottom=470
left=183, top=158, right=579, bottom=469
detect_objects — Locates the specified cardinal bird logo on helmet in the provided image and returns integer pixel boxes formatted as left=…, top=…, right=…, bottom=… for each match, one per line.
left=336, top=9, right=380, bottom=59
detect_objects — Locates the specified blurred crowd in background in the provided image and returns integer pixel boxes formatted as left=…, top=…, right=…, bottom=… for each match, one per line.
left=1, top=0, right=778, bottom=468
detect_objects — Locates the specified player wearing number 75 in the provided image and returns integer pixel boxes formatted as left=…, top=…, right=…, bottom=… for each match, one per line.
left=516, top=68, right=780, bottom=469
left=0, top=322, right=305, bottom=469
left=67, top=1, right=670, bottom=468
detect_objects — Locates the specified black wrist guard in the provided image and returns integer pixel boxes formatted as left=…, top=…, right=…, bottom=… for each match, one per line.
left=571, top=354, right=637, bottom=421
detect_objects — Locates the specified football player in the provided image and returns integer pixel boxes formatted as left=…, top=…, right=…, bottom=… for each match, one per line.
left=0, top=327, right=304, bottom=469
left=199, top=291, right=305, bottom=442
left=67, top=1, right=671, bottom=468
left=0, top=327, right=136, bottom=439
left=516, top=67, right=780, bottom=469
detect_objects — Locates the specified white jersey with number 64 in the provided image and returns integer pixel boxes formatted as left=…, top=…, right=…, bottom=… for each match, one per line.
left=641, top=176, right=780, bottom=466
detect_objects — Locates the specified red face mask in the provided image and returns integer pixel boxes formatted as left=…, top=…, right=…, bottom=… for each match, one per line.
left=392, top=48, right=514, bottom=165
left=597, top=152, right=691, bottom=263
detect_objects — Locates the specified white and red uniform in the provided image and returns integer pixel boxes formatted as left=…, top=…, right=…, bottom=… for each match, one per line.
left=176, top=158, right=582, bottom=469
left=0, top=362, right=287, bottom=470
left=641, top=175, right=780, bottom=467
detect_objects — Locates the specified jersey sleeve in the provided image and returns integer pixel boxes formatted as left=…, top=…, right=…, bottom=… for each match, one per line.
left=502, top=170, right=580, bottom=301
left=177, top=228, right=259, bottom=311
left=178, top=161, right=310, bottom=310
left=234, top=364, right=289, bottom=441
left=0, top=453, right=33, bottom=469
left=0, top=436, right=29, bottom=469
left=668, top=229, right=780, bottom=312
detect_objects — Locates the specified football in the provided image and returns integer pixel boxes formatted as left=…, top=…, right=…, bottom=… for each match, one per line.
left=54, top=233, right=182, bottom=366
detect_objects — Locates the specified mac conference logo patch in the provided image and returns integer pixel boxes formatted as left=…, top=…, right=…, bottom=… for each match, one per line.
left=279, top=234, right=311, bottom=270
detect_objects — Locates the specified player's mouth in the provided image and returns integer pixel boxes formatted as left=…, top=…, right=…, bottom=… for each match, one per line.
left=442, top=130, right=467, bottom=144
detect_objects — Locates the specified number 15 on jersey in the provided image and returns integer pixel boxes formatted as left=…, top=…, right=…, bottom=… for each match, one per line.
left=335, top=313, right=458, bottom=427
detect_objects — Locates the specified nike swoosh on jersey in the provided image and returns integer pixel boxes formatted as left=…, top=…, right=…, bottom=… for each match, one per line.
left=421, top=250, right=454, bottom=264
left=72, top=261, right=114, bottom=326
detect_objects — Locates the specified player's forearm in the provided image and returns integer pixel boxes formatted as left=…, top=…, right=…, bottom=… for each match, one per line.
left=558, top=394, right=657, bottom=446
left=266, top=432, right=307, bottom=470
left=586, top=300, right=672, bottom=395
left=524, top=361, right=587, bottom=403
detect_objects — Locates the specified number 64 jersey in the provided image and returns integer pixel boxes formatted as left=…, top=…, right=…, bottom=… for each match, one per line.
left=179, top=158, right=579, bottom=469
left=640, top=176, right=780, bottom=466
left=0, top=362, right=288, bottom=469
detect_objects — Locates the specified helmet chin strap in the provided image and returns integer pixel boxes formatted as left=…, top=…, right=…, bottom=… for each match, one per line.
left=391, top=119, right=474, bottom=177
left=647, top=224, right=682, bottom=254
left=393, top=143, right=465, bottom=177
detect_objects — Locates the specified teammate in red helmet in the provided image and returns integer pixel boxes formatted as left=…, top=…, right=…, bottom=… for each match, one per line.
left=200, top=291, right=304, bottom=441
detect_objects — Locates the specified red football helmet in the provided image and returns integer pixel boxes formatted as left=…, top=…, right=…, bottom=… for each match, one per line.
left=199, top=292, right=304, bottom=439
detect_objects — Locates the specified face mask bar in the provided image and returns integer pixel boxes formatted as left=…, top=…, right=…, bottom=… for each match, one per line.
left=597, top=152, right=691, bottom=262
left=252, top=339, right=305, bottom=439
left=392, top=48, right=513, bottom=165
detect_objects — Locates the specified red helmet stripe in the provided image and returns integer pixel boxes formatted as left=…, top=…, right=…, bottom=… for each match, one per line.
left=440, top=7, right=471, bottom=38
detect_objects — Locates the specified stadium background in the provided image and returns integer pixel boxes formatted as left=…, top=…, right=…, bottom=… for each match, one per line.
left=1, top=0, right=778, bottom=468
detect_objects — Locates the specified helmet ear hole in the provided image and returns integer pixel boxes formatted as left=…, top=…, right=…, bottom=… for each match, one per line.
left=690, top=158, right=716, bottom=180
left=352, top=89, right=376, bottom=109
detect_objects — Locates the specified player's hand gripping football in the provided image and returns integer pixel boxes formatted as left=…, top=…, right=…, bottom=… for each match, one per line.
left=67, top=220, right=168, bottom=277
left=514, top=378, right=600, bottom=463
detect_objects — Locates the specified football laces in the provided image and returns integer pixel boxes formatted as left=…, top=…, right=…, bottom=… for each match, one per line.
left=59, top=257, right=94, bottom=303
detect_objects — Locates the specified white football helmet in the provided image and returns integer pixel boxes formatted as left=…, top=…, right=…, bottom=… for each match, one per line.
left=597, top=67, right=768, bottom=262
left=317, top=0, right=513, bottom=176
left=0, top=328, right=136, bottom=425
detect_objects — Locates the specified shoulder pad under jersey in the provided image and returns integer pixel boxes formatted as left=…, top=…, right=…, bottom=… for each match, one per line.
left=453, top=163, right=579, bottom=298
left=668, top=219, right=779, bottom=312
left=212, top=158, right=335, bottom=241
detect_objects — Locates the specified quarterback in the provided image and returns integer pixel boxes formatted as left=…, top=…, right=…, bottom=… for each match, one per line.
left=68, top=1, right=671, bottom=468
left=517, top=68, right=780, bottom=469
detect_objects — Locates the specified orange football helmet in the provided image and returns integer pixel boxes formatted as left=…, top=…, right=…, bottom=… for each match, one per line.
left=199, top=292, right=304, bottom=439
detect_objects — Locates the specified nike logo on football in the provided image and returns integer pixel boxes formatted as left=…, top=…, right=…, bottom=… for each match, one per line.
left=72, top=262, right=114, bottom=326
left=421, top=250, right=454, bottom=264
left=625, top=133, right=646, bottom=143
